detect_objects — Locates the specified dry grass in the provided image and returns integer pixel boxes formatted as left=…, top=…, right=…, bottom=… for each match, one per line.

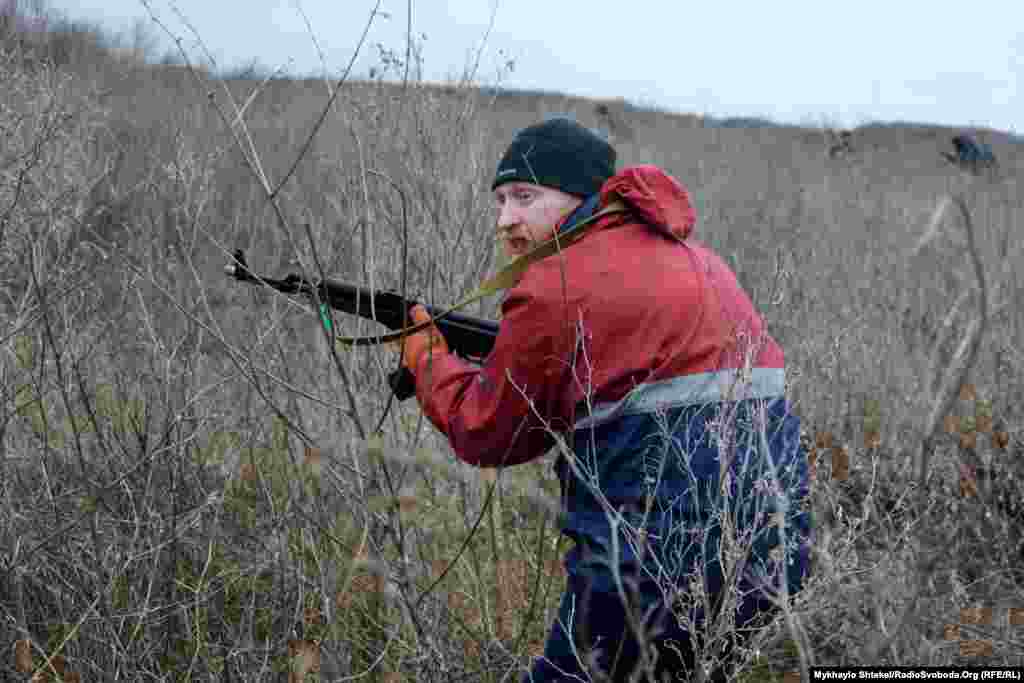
left=2, top=2, right=1023, bottom=681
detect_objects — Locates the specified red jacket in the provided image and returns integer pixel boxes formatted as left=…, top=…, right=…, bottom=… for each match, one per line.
left=412, top=165, right=785, bottom=468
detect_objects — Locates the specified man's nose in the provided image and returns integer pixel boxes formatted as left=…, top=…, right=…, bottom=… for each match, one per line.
left=496, top=204, right=518, bottom=232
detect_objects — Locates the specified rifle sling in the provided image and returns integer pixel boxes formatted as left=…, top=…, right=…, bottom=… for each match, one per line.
left=334, top=199, right=629, bottom=348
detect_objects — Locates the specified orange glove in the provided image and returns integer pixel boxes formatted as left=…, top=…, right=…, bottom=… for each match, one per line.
left=399, top=305, right=450, bottom=373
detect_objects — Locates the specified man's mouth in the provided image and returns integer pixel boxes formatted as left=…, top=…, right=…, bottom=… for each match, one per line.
left=505, top=236, right=530, bottom=253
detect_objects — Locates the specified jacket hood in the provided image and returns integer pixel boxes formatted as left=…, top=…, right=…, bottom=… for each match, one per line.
left=599, top=165, right=697, bottom=240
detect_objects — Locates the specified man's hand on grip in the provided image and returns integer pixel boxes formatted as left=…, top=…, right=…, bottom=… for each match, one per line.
left=398, top=305, right=449, bottom=373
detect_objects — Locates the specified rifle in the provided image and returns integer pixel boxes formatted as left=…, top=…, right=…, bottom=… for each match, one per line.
left=224, top=250, right=499, bottom=400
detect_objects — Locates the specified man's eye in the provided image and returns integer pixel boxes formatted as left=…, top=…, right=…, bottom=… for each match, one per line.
left=514, top=192, right=533, bottom=203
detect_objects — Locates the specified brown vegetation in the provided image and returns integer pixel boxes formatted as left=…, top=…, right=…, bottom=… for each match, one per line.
left=1, top=1, right=1022, bottom=681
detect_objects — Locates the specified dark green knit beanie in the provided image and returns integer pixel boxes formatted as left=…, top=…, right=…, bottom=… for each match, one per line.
left=491, top=117, right=616, bottom=197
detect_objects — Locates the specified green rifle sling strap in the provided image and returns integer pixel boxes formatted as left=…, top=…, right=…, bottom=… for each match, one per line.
left=334, top=199, right=629, bottom=348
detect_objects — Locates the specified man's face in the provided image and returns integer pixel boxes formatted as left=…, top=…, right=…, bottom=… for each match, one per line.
left=493, top=182, right=583, bottom=259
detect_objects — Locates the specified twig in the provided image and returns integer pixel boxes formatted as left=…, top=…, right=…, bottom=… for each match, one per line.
left=271, top=0, right=384, bottom=200
left=139, top=0, right=383, bottom=440
left=916, top=194, right=990, bottom=489
left=290, top=0, right=333, bottom=98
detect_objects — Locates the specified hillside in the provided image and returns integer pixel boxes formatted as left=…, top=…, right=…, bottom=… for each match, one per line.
left=2, top=5, right=1023, bottom=681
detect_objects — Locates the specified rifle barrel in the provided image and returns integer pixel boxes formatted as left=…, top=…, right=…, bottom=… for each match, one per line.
left=225, top=251, right=499, bottom=362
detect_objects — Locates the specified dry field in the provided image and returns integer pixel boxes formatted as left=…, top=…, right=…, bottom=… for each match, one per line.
left=2, top=4, right=1023, bottom=681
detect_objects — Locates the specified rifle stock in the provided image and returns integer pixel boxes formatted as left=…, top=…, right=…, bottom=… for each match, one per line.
left=224, top=250, right=499, bottom=400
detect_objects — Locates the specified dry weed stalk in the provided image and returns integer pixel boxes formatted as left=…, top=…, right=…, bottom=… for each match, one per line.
left=287, top=637, right=321, bottom=682
left=961, top=606, right=994, bottom=625
left=138, top=3, right=455, bottom=671
left=959, top=640, right=994, bottom=657
left=303, top=445, right=323, bottom=477
left=915, top=194, right=992, bottom=489
left=837, top=187, right=1010, bottom=666
left=139, top=0, right=378, bottom=445
left=830, top=445, right=850, bottom=481
left=14, top=639, right=33, bottom=672
left=494, top=557, right=530, bottom=641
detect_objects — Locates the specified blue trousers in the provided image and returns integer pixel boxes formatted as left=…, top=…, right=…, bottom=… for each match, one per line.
left=523, top=398, right=811, bottom=680
left=522, top=570, right=750, bottom=683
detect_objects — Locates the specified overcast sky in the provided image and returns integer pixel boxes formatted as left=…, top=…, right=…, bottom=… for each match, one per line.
left=44, top=0, right=1024, bottom=134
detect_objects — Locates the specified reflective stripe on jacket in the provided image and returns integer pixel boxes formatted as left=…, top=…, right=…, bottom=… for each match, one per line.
left=558, top=370, right=811, bottom=608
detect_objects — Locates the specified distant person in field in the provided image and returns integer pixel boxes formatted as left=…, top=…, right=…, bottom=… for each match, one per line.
left=943, top=133, right=999, bottom=177
left=828, top=129, right=855, bottom=159
left=396, top=117, right=813, bottom=682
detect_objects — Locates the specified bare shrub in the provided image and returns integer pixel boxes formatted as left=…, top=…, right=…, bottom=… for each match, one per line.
left=1, top=1, right=1022, bottom=680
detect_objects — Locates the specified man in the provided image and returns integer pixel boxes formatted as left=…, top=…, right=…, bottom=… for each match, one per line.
left=942, top=132, right=999, bottom=178
left=398, top=117, right=812, bottom=682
